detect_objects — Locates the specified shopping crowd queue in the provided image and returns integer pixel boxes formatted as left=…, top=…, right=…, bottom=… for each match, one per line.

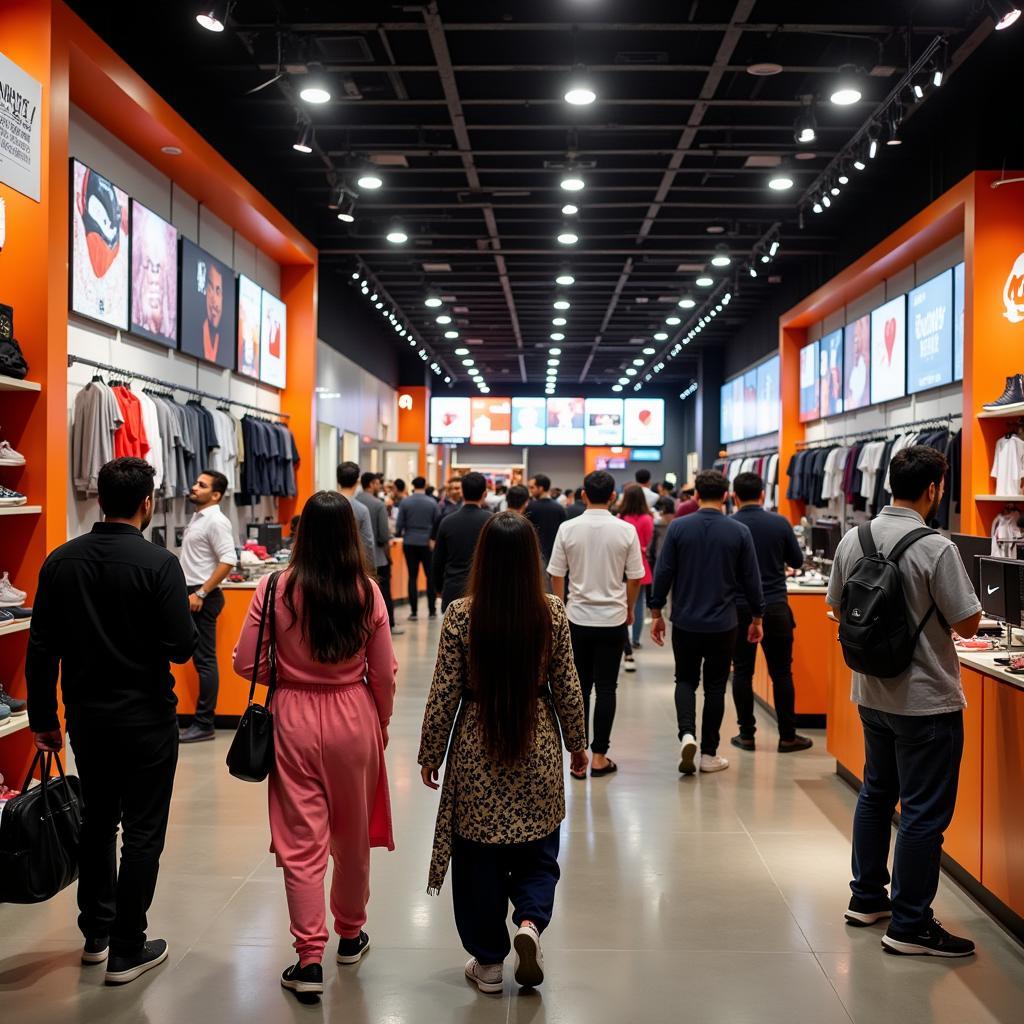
left=19, top=443, right=981, bottom=1003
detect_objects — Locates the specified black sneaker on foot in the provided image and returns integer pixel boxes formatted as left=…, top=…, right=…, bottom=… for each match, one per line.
left=178, top=724, right=215, bottom=744
left=845, top=895, right=892, bottom=927
left=730, top=735, right=756, bottom=751
left=428, top=610, right=437, bottom=618
left=778, top=735, right=814, bottom=752
left=881, top=919, right=975, bottom=957
left=281, top=961, right=324, bottom=1003
left=336, top=931, right=370, bottom=964
left=81, top=936, right=109, bottom=965
left=105, top=939, right=169, bottom=985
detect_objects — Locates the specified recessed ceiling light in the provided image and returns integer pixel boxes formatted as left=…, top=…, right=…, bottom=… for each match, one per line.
left=556, top=272, right=575, bottom=285
left=678, top=297, right=696, bottom=309
left=553, top=300, right=571, bottom=310
left=454, top=347, right=469, bottom=355
left=436, top=315, right=452, bottom=324
left=386, top=227, right=408, bottom=244
left=462, top=358, right=475, bottom=366
left=612, top=384, right=623, bottom=392
left=618, top=377, right=629, bottom=385
left=549, top=348, right=562, bottom=355
left=795, top=151, right=817, bottom=161
left=768, top=172, right=794, bottom=191
left=564, top=83, right=597, bottom=105
left=642, top=347, right=656, bottom=355
left=695, top=276, right=714, bottom=287
left=654, top=332, right=669, bottom=341
left=548, top=358, right=560, bottom=366
left=425, top=295, right=442, bottom=308
left=557, top=230, right=579, bottom=245
left=705, top=224, right=726, bottom=234
left=550, top=332, right=565, bottom=341
left=561, top=203, right=579, bottom=215
left=161, top=145, right=183, bottom=156
left=552, top=317, right=567, bottom=326
left=560, top=174, right=585, bottom=192
left=357, top=172, right=383, bottom=190
left=444, top=330, right=459, bottom=339
left=666, top=316, right=681, bottom=325
left=747, top=62, right=783, bottom=76
left=632, top=358, right=645, bottom=366
left=625, top=368, right=638, bottom=376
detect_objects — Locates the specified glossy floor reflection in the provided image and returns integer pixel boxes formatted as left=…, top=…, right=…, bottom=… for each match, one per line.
left=2, top=617, right=1023, bottom=1023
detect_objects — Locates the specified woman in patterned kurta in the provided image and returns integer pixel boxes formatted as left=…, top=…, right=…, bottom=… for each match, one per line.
left=418, top=511, right=587, bottom=993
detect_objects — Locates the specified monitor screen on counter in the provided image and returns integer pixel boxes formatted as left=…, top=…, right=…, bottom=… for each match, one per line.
left=819, top=329, right=844, bottom=418
left=907, top=269, right=953, bottom=395
left=584, top=398, right=624, bottom=446
left=129, top=200, right=178, bottom=348
left=870, top=294, right=907, bottom=404
left=843, top=314, right=871, bottom=411
left=429, top=396, right=472, bottom=444
left=799, top=340, right=819, bottom=423
left=469, top=396, right=511, bottom=444
left=624, top=398, right=665, bottom=447
left=510, top=397, right=547, bottom=445
left=546, top=397, right=585, bottom=445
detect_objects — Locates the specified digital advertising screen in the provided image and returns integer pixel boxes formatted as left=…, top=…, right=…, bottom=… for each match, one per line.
left=624, top=398, right=665, bottom=447
left=755, top=355, right=780, bottom=435
left=843, top=314, right=871, bottom=411
left=819, top=329, right=844, bottom=418
left=907, top=269, right=953, bottom=395
left=546, top=397, right=585, bottom=446
left=70, top=158, right=129, bottom=330
left=870, top=295, right=907, bottom=404
left=731, top=377, right=744, bottom=440
left=510, top=397, right=547, bottom=445
left=259, top=290, right=287, bottom=388
left=584, top=398, right=624, bottom=446
left=720, top=382, right=734, bottom=444
left=129, top=200, right=177, bottom=347
left=799, top=340, right=819, bottom=423
left=470, top=396, right=511, bottom=445
left=742, top=370, right=757, bottom=440
left=236, top=274, right=262, bottom=380
left=954, top=261, right=965, bottom=382
left=179, top=237, right=236, bottom=370
left=429, top=396, right=471, bottom=444
left=631, top=448, right=662, bottom=462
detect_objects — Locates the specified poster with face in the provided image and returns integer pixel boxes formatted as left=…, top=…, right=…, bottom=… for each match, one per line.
left=70, top=159, right=129, bottom=330
left=236, top=274, right=261, bottom=379
left=870, top=295, right=907, bottom=404
left=129, top=201, right=177, bottom=347
left=179, top=238, right=236, bottom=369
left=819, top=329, right=844, bottom=417
left=259, top=290, right=287, bottom=388
left=843, top=314, right=870, bottom=411
left=511, top=397, right=547, bottom=445
left=546, top=397, right=585, bottom=445
left=624, top=398, right=665, bottom=447
left=799, top=340, right=819, bottom=423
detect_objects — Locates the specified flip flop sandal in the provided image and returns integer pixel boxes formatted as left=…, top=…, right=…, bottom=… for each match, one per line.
left=570, top=767, right=588, bottom=781
left=590, top=760, right=618, bottom=777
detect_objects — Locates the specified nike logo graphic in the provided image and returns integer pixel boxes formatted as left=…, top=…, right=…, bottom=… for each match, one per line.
left=987, top=585, right=1000, bottom=595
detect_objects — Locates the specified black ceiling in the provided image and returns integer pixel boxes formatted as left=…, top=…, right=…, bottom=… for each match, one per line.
left=69, top=1, right=1015, bottom=392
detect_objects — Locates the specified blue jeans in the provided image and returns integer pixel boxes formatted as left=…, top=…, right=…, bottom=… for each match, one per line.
left=851, top=707, right=963, bottom=932
left=630, top=588, right=647, bottom=646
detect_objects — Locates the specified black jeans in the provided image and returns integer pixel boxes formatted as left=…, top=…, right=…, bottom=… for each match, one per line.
left=189, top=586, right=224, bottom=730
left=68, top=719, right=178, bottom=955
left=402, top=544, right=436, bottom=616
left=731, top=602, right=797, bottom=741
left=671, top=626, right=737, bottom=755
left=452, top=829, right=560, bottom=964
left=852, top=707, right=963, bottom=933
left=377, top=561, right=396, bottom=627
left=568, top=621, right=625, bottom=755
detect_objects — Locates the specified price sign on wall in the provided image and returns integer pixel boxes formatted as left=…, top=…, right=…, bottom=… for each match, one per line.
left=0, top=51, right=42, bottom=202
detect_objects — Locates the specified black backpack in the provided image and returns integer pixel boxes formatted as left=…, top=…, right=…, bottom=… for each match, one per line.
left=838, top=522, right=936, bottom=678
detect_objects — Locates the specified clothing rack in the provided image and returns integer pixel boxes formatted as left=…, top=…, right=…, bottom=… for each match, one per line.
left=67, top=355, right=290, bottom=421
left=723, top=445, right=778, bottom=459
left=794, top=413, right=960, bottom=450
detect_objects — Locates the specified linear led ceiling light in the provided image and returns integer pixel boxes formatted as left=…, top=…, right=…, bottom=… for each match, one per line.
left=829, top=65, right=862, bottom=106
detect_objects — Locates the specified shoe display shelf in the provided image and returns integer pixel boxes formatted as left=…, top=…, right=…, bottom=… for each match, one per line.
left=0, top=711, right=29, bottom=740
left=0, top=376, right=41, bottom=393
left=0, top=506, right=41, bottom=516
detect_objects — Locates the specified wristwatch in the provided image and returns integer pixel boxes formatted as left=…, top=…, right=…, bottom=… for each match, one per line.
left=195, top=589, right=208, bottom=601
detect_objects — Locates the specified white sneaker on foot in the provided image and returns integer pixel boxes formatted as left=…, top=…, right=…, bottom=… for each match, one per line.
left=465, top=957, right=503, bottom=994
left=513, top=922, right=544, bottom=988
left=699, top=753, right=729, bottom=773
left=623, top=654, right=636, bottom=673
left=678, top=734, right=698, bottom=775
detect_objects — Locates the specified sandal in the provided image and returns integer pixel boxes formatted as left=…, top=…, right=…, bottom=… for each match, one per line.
left=570, top=767, right=588, bottom=781
left=590, top=760, right=618, bottom=777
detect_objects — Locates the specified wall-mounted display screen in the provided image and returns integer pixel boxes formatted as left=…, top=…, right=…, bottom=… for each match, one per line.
left=731, top=377, right=744, bottom=438
left=546, top=397, right=585, bottom=445
left=510, top=397, right=547, bottom=445
left=819, top=329, right=844, bottom=418
left=70, top=158, right=129, bottom=330
left=742, top=370, right=757, bottom=439
left=584, top=398, right=624, bottom=446
left=470, top=396, right=511, bottom=444
left=907, top=269, right=953, bottom=395
left=236, top=274, right=262, bottom=380
left=720, top=382, right=734, bottom=444
left=799, top=340, right=819, bottom=423
left=129, top=200, right=177, bottom=347
left=843, top=314, right=871, bottom=411
left=430, top=396, right=472, bottom=444
left=631, top=448, right=662, bottom=462
left=179, top=237, right=236, bottom=370
left=755, top=355, right=780, bottom=436
left=954, top=261, right=965, bottom=382
left=870, top=295, right=907, bottom=404
left=624, top=398, right=665, bottom=447
left=259, top=289, right=287, bottom=388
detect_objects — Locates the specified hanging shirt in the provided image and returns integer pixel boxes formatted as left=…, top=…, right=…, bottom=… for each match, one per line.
left=135, top=389, right=164, bottom=492
left=112, top=386, right=150, bottom=461
left=71, top=381, right=123, bottom=499
left=991, top=509, right=1024, bottom=559
left=991, top=435, right=1024, bottom=497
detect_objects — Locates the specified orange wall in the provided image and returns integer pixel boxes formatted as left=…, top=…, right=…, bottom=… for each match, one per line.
left=397, top=386, right=429, bottom=477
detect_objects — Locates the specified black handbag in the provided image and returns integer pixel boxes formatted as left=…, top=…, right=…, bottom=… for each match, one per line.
left=0, top=751, right=84, bottom=904
left=226, top=571, right=281, bottom=782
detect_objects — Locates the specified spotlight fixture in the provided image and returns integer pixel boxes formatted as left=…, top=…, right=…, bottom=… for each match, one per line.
left=812, top=201, right=823, bottom=213
left=462, top=358, right=475, bottom=367
left=356, top=167, right=384, bottom=190
left=886, top=108, right=903, bottom=146
left=386, top=223, right=408, bottom=244
left=454, top=347, right=469, bottom=355
left=830, top=185, right=841, bottom=197
left=564, top=80, right=597, bottom=105
left=444, top=330, right=459, bottom=339
left=548, top=358, right=560, bottom=366
left=867, top=122, right=880, bottom=159
left=561, top=203, right=579, bottom=215
left=768, top=171, right=794, bottom=191
left=549, top=348, right=562, bottom=355
left=696, top=275, right=714, bottom=287
left=425, top=295, right=442, bottom=308
left=749, top=265, right=758, bottom=278
left=196, top=2, right=230, bottom=32
left=912, top=78, right=925, bottom=101
left=678, top=296, right=696, bottom=309
left=617, top=376, right=629, bottom=385
left=654, top=332, right=669, bottom=341
left=837, top=171, right=850, bottom=185
left=612, top=384, right=623, bottom=392
left=557, top=228, right=579, bottom=245
left=552, top=317, right=567, bottom=327
left=292, top=124, right=313, bottom=154
left=642, top=347, right=656, bottom=355
left=830, top=65, right=862, bottom=106
left=710, top=245, right=732, bottom=268
left=550, top=333, right=565, bottom=341
left=336, top=194, right=356, bottom=223
left=560, top=172, right=586, bottom=192
left=553, top=299, right=571, bottom=310
left=436, top=315, right=452, bottom=325
left=769, top=239, right=780, bottom=257
left=625, top=368, right=638, bottom=377
left=299, top=65, right=331, bottom=105
left=853, top=156, right=867, bottom=171
left=989, top=1, right=1022, bottom=30
left=793, top=99, right=817, bottom=144
left=631, top=358, right=645, bottom=367
left=556, top=271, right=575, bottom=285
left=665, top=316, right=681, bottom=325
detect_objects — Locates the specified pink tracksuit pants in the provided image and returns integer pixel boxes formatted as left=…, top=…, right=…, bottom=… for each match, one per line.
left=268, top=683, right=393, bottom=964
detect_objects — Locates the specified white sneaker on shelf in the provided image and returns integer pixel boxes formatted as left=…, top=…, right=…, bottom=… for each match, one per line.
left=0, top=572, right=26, bottom=607
left=0, top=441, right=25, bottom=467
left=699, top=753, right=730, bottom=773
left=678, top=734, right=698, bottom=775
left=465, top=958, right=503, bottom=994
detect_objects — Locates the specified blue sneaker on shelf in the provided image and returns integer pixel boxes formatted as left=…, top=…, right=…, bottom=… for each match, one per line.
left=0, top=682, right=26, bottom=716
left=0, top=486, right=26, bottom=507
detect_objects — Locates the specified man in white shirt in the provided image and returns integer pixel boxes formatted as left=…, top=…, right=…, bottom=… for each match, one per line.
left=548, top=470, right=645, bottom=777
left=178, top=470, right=237, bottom=743
left=634, top=468, right=659, bottom=509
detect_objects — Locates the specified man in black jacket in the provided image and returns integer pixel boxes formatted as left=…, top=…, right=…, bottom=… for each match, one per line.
left=432, top=471, right=491, bottom=611
left=27, top=457, right=197, bottom=986
left=525, top=473, right=566, bottom=581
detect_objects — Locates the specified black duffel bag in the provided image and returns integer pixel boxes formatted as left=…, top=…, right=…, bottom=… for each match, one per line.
left=0, top=751, right=84, bottom=903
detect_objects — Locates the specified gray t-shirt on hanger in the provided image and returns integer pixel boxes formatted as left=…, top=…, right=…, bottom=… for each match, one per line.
left=827, top=505, right=982, bottom=716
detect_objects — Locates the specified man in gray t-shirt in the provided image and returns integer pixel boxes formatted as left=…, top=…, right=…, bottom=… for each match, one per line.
left=826, top=446, right=981, bottom=958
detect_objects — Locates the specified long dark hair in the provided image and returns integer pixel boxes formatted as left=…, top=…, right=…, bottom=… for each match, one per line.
left=619, top=482, right=652, bottom=518
left=467, top=511, right=552, bottom=764
left=283, top=491, right=375, bottom=662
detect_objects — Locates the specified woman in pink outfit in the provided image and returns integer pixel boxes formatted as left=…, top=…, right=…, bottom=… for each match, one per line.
left=619, top=483, right=654, bottom=666
left=233, top=491, right=396, bottom=1003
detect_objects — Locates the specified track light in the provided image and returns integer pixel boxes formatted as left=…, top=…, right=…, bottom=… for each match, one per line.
left=749, top=265, right=758, bottom=278
left=912, top=79, right=925, bottom=101
left=564, top=79, right=597, bottom=105
left=886, top=108, right=903, bottom=146
left=444, top=330, right=459, bottom=339
left=769, top=239, right=780, bottom=257
left=553, top=299, right=571, bottom=310
left=552, top=317, right=567, bottom=326
left=822, top=194, right=831, bottom=208
left=356, top=165, right=383, bottom=190
left=292, top=124, right=313, bottom=154
left=299, top=64, right=331, bottom=104
left=556, top=271, right=575, bottom=285
left=336, top=194, right=356, bottom=223
left=665, top=316, right=681, bottom=325
left=425, top=294, right=442, bottom=308
left=196, top=2, right=229, bottom=32
left=837, top=171, right=849, bottom=185
left=830, top=65, right=862, bottom=106
left=793, top=100, right=817, bottom=144
left=710, top=245, right=732, bottom=268
left=436, top=315, right=452, bottom=324
left=678, top=296, right=696, bottom=309
left=696, top=275, right=714, bottom=287
left=989, top=1, right=1022, bottom=30
left=853, top=156, right=867, bottom=171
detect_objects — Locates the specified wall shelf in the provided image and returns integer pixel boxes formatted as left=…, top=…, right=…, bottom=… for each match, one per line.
left=0, top=505, right=40, bottom=517
left=975, top=495, right=1024, bottom=503
left=0, top=619, right=30, bottom=637
left=0, top=713, right=29, bottom=741
left=977, top=409, right=1024, bottom=420
left=0, top=376, right=41, bottom=393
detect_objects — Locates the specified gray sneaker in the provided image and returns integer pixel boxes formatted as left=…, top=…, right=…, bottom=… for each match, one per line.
left=178, top=724, right=215, bottom=743
left=0, top=682, right=26, bottom=716
left=0, top=572, right=26, bottom=606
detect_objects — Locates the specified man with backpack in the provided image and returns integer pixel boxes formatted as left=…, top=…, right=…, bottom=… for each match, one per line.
left=827, top=446, right=981, bottom=958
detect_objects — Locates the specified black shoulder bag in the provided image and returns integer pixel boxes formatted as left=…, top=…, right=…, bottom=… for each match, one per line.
left=226, top=571, right=281, bottom=782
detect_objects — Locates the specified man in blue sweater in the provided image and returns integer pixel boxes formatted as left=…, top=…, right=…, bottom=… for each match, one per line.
left=650, top=470, right=764, bottom=775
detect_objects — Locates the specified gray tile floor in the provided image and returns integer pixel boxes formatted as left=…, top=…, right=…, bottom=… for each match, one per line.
left=2, top=617, right=1023, bottom=1022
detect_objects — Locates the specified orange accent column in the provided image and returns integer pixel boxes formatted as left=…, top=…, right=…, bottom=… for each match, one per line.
left=778, top=324, right=806, bottom=522
left=397, top=386, right=429, bottom=477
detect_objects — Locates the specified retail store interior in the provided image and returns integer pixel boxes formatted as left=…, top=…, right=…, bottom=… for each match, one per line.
left=1, top=2, right=1024, bottom=1021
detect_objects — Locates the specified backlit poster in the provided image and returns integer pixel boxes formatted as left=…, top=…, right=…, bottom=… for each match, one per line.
left=70, top=159, right=129, bottom=330
left=179, top=238, right=236, bottom=370
left=259, top=290, right=287, bottom=388
left=470, top=396, right=511, bottom=444
left=870, top=295, right=907, bottom=404
left=742, top=370, right=757, bottom=439
left=720, top=383, right=734, bottom=444
left=731, top=377, right=744, bottom=440
left=954, top=261, right=965, bottom=382
left=584, top=398, right=624, bottom=446
left=819, top=329, right=844, bottom=417
left=907, top=269, right=953, bottom=395
left=624, top=398, right=665, bottom=447
left=799, top=340, right=819, bottom=423
left=755, top=355, right=780, bottom=435
left=129, top=200, right=177, bottom=347
left=236, top=274, right=261, bottom=380
left=429, top=396, right=471, bottom=444
left=511, top=397, right=547, bottom=445
left=843, top=314, right=870, bottom=411
left=546, top=397, right=585, bottom=446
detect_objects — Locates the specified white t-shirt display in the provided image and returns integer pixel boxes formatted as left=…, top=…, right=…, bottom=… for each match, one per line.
left=857, top=442, right=887, bottom=500
left=990, top=435, right=1024, bottom=496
